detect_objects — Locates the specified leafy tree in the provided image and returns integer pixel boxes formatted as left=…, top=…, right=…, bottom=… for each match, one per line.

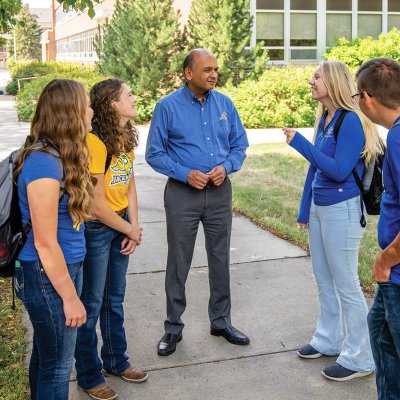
left=11, top=7, right=42, bottom=61
left=0, top=0, right=99, bottom=33
left=98, top=0, right=185, bottom=105
left=324, top=28, right=400, bottom=67
left=0, top=0, right=22, bottom=33
left=187, top=0, right=269, bottom=86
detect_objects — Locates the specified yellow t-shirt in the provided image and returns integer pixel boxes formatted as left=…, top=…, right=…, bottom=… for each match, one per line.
left=87, top=133, right=135, bottom=211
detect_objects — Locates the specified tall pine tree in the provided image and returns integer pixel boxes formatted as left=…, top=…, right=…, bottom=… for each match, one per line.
left=98, top=0, right=185, bottom=102
left=187, top=0, right=268, bottom=86
left=12, top=6, right=42, bottom=60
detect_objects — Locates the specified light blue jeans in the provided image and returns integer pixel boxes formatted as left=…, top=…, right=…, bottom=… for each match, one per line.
left=308, top=197, right=374, bottom=372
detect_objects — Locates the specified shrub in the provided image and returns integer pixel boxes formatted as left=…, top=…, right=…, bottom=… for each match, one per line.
left=9, top=61, right=91, bottom=79
left=220, top=65, right=317, bottom=128
left=5, top=79, right=18, bottom=95
left=15, top=70, right=107, bottom=121
left=324, top=28, right=400, bottom=67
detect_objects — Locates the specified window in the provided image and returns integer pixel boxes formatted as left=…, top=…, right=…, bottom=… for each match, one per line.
left=290, top=0, right=316, bottom=10
left=56, top=28, right=98, bottom=61
left=358, top=0, right=382, bottom=12
left=256, top=13, right=284, bottom=46
left=388, top=15, right=400, bottom=30
left=326, top=14, right=352, bottom=46
left=291, top=49, right=317, bottom=59
left=256, top=0, right=283, bottom=9
left=389, top=0, right=400, bottom=12
left=326, top=0, right=351, bottom=11
left=268, top=49, right=285, bottom=60
left=358, top=14, right=382, bottom=38
left=290, top=13, right=317, bottom=46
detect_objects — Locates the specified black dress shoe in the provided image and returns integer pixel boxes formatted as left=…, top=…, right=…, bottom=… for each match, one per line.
left=210, top=325, right=250, bottom=345
left=157, top=332, right=182, bottom=356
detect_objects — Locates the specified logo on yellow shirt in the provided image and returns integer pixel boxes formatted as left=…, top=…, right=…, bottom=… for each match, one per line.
left=109, top=153, right=132, bottom=186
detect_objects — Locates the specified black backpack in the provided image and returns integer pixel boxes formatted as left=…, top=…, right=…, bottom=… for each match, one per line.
left=0, top=144, right=64, bottom=280
left=334, top=110, right=386, bottom=227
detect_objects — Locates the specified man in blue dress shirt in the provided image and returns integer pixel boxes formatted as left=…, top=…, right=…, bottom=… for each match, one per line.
left=146, top=48, right=250, bottom=356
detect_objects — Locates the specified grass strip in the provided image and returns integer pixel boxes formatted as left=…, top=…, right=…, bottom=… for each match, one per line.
left=0, top=278, right=28, bottom=400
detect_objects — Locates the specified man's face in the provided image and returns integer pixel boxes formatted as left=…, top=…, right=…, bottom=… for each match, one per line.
left=185, top=53, right=218, bottom=94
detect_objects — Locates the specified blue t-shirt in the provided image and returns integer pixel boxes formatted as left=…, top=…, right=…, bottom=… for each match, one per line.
left=377, top=117, right=400, bottom=284
left=17, top=151, right=86, bottom=264
left=290, top=109, right=365, bottom=223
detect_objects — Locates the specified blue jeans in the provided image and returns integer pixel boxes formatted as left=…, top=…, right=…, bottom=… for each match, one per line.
left=75, top=219, right=130, bottom=389
left=368, top=282, right=400, bottom=400
left=308, top=198, right=374, bottom=372
left=14, top=259, right=83, bottom=400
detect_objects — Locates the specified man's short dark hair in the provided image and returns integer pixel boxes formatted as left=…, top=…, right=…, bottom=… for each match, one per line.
left=183, top=52, right=195, bottom=72
left=356, top=58, right=400, bottom=109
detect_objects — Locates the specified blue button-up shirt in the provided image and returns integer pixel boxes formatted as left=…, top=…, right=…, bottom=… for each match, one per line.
left=145, top=84, right=249, bottom=182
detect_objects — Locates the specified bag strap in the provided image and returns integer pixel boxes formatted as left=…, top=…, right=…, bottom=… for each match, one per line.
left=14, top=143, right=66, bottom=240
left=333, top=110, right=366, bottom=227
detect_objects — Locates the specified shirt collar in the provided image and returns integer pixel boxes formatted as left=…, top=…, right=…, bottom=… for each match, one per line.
left=183, top=83, right=212, bottom=103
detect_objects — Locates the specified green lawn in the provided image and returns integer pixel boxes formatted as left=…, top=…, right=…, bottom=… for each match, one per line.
left=0, top=278, right=28, bottom=400
left=231, top=143, right=380, bottom=293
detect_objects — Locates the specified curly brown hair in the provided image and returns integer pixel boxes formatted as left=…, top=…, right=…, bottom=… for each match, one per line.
left=14, top=79, right=93, bottom=225
left=90, top=79, right=139, bottom=156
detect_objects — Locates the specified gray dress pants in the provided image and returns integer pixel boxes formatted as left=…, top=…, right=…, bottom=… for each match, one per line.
left=164, top=177, right=233, bottom=334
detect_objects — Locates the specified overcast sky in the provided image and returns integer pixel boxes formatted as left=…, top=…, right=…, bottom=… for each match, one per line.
left=25, top=0, right=52, bottom=8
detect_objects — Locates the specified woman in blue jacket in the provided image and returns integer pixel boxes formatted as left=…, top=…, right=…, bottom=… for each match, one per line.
left=283, top=61, right=384, bottom=381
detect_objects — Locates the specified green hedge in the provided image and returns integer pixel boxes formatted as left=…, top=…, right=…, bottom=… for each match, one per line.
left=324, top=28, right=400, bottom=67
left=11, top=61, right=157, bottom=122
left=8, top=60, right=89, bottom=79
left=6, top=61, right=99, bottom=96
left=16, top=70, right=107, bottom=121
left=220, top=65, right=317, bottom=128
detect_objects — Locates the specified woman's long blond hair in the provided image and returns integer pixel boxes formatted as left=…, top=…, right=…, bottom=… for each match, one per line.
left=314, top=61, right=384, bottom=165
left=14, top=79, right=93, bottom=225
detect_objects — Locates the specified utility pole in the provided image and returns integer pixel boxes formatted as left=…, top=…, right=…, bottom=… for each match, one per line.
left=13, top=29, right=16, bottom=61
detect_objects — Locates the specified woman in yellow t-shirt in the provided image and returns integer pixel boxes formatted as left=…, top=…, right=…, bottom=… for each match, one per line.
left=75, top=79, right=148, bottom=399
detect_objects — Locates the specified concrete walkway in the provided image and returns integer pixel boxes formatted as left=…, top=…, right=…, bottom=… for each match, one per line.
left=0, top=71, right=377, bottom=400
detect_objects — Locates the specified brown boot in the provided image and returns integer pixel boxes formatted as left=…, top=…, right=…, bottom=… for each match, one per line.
left=79, top=382, right=118, bottom=400
left=103, top=365, right=149, bottom=383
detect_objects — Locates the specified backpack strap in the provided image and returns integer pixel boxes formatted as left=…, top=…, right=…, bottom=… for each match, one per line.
left=18, top=142, right=66, bottom=240
left=333, top=110, right=366, bottom=227
left=333, top=109, right=349, bottom=141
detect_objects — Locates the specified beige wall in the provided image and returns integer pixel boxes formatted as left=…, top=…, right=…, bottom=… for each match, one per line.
left=173, top=0, right=192, bottom=27
left=55, top=0, right=115, bottom=41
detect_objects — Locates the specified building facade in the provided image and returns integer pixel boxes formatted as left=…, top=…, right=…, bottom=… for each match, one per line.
left=252, top=0, right=400, bottom=63
left=48, top=0, right=400, bottom=64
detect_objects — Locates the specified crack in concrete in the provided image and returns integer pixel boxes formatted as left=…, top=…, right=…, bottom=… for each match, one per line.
left=67, top=347, right=299, bottom=382
left=127, top=255, right=310, bottom=276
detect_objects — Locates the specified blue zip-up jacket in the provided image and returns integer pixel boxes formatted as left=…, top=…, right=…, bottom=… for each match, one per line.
left=378, top=117, right=400, bottom=284
left=290, top=109, right=365, bottom=223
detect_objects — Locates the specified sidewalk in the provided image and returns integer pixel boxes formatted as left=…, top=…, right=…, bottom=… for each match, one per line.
left=0, top=77, right=376, bottom=400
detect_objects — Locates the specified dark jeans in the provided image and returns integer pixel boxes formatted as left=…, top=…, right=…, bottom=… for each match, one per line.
left=75, top=219, right=130, bottom=389
left=164, top=177, right=233, bottom=334
left=14, top=259, right=83, bottom=400
left=368, top=282, right=400, bottom=400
